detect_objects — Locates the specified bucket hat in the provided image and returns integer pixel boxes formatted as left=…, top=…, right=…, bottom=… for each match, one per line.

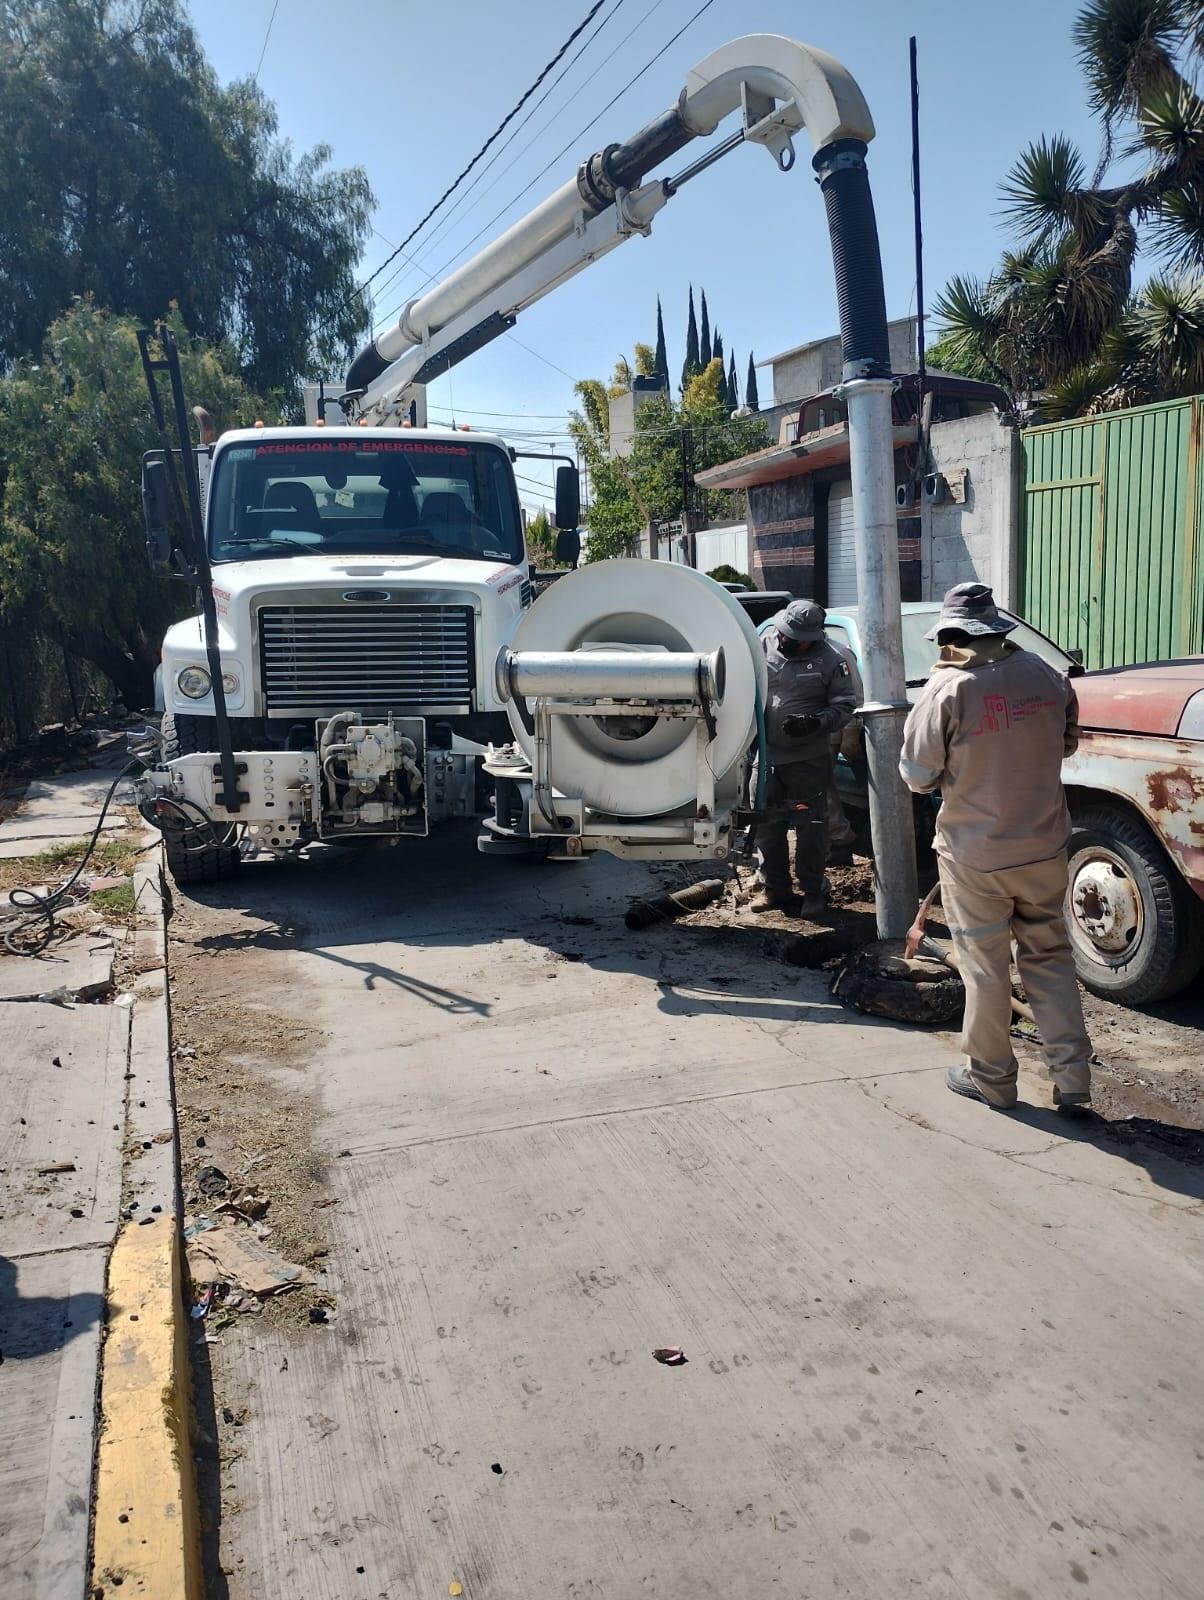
left=924, top=581, right=1017, bottom=641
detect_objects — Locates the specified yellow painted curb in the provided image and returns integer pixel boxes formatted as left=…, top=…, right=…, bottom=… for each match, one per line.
left=90, top=844, right=201, bottom=1600
left=90, top=1218, right=201, bottom=1600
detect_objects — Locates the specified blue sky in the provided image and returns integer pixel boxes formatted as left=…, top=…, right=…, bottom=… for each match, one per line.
left=189, top=0, right=1098, bottom=507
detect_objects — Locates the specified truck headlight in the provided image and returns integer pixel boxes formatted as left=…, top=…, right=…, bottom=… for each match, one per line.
left=176, top=666, right=239, bottom=699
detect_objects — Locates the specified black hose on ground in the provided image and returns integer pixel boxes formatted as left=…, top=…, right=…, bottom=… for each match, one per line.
left=3, top=759, right=141, bottom=956
left=625, top=877, right=726, bottom=930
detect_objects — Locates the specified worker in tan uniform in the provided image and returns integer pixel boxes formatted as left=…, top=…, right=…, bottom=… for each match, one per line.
left=899, top=581, right=1093, bottom=1111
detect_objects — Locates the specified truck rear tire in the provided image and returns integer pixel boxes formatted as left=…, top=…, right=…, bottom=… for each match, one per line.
left=1065, top=803, right=1204, bottom=1005
left=159, top=713, right=241, bottom=887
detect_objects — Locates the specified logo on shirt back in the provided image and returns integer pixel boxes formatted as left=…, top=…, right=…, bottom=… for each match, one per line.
left=967, top=692, right=1058, bottom=735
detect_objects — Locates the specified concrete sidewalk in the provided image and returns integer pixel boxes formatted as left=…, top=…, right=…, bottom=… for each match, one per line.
left=0, top=995, right=128, bottom=1597
left=0, top=760, right=171, bottom=1600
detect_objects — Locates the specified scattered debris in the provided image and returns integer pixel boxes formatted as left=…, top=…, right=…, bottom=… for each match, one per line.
left=218, top=1186, right=269, bottom=1221
left=196, top=1164, right=230, bottom=1196
left=188, top=1222, right=313, bottom=1298
left=36, top=1161, right=76, bottom=1175
left=191, top=1284, right=217, bottom=1320
left=652, top=1346, right=688, bottom=1366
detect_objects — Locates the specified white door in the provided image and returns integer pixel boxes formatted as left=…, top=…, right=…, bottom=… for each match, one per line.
left=826, top=480, right=859, bottom=606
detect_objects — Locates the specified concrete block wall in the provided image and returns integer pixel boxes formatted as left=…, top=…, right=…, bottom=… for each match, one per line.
left=919, top=411, right=1021, bottom=606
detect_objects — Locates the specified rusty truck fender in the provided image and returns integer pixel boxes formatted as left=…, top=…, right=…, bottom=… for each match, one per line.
left=1063, top=732, right=1204, bottom=903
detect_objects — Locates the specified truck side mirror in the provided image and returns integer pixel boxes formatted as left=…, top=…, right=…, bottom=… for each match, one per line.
left=554, top=464, right=580, bottom=531
left=142, top=457, right=175, bottom=574
left=555, top=527, right=581, bottom=568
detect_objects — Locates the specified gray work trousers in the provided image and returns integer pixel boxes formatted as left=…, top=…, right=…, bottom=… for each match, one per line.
left=938, top=851, right=1093, bottom=1107
left=828, top=734, right=856, bottom=847
left=756, top=756, right=829, bottom=896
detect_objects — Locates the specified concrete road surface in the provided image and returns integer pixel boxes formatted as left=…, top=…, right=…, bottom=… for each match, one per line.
left=175, top=828, right=1204, bottom=1600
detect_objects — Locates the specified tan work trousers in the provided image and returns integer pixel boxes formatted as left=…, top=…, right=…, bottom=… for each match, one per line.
left=938, top=851, right=1093, bottom=1107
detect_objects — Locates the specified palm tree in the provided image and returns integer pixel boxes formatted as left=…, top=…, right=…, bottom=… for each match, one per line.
left=932, top=0, right=1204, bottom=417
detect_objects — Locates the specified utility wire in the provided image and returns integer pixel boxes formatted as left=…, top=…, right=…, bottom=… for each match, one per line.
left=346, top=0, right=608, bottom=315
left=373, top=0, right=631, bottom=306
left=253, top=0, right=280, bottom=81
left=371, top=0, right=679, bottom=332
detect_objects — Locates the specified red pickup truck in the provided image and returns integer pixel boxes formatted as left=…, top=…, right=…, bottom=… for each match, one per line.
left=1063, top=662, right=1204, bottom=1004
left=820, top=605, right=1204, bottom=1006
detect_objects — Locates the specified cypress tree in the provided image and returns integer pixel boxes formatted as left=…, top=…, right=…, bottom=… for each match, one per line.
left=712, top=327, right=724, bottom=374
left=727, top=351, right=739, bottom=410
left=699, top=289, right=712, bottom=367
left=654, top=297, right=669, bottom=384
left=683, top=286, right=700, bottom=388
left=746, top=352, right=760, bottom=411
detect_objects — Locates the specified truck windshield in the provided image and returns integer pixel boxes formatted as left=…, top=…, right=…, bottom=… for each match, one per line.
left=207, top=438, right=524, bottom=565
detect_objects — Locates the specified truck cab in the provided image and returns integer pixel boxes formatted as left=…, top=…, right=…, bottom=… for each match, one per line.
left=153, top=424, right=541, bottom=879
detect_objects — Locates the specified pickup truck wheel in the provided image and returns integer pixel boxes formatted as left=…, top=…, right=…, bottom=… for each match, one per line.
left=158, top=713, right=241, bottom=886
left=1065, top=804, right=1204, bottom=1005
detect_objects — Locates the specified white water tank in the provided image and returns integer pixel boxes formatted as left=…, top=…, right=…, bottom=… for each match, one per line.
left=501, top=560, right=767, bottom=818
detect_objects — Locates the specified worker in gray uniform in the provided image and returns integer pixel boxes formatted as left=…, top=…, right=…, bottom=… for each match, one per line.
left=826, top=637, right=864, bottom=865
left=754, top=599, right=857, bottom=915
left=900, top=581, right=1094, bottom=1111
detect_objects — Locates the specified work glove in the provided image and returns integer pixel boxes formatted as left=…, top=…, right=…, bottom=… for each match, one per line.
left=783, top=712, right=821, bottom=738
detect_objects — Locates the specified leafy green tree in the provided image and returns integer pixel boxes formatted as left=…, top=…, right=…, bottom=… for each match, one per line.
left=932, top=0, right=1204, bottom=416
left=0, top=303, right=268, bottom=707
left=745, top=353, right=760, bottom=411
left=0, top=0, right=373, bottom=397
left=634, top=342, right=657, bottom=378
left=567, top=379, right=645, bottom=560
left=525, top=507, right=561, bottom=569
left=654, top=298, right=669, bottom=383
left=568, top=359, right=767, bottom=561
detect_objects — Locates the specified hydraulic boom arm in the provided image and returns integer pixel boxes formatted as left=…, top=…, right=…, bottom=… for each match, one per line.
left=344, top=34, right=882, bottom=423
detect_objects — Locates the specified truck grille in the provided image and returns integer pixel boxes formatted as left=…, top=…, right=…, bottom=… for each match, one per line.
left=258, top=605, right=474, bottom=715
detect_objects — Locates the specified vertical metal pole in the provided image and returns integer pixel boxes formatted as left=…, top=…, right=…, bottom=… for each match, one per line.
left=909, top=37, right=926, bottom=397
left=843, top=378, right=919, bottom=937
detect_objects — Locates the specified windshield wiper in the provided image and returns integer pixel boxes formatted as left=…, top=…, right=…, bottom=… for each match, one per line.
left=215, top=536, right=320, bottom=555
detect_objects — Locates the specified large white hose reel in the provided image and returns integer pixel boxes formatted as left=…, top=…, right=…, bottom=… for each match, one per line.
left=487, top=561, right=767, bottom=859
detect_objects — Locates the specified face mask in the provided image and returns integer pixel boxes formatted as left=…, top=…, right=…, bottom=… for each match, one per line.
left=777, top=633, right=803, bottom=656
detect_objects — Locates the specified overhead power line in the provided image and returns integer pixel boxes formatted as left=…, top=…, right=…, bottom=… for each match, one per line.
left=369, top=0, right=714, bottom=338
left=347, top=0, right=608, bottom=315
left=253, top=0, right=280, bottom=81
left=369, top=0, right=631, bottom=312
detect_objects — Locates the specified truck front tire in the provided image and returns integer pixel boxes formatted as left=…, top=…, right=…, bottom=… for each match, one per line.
left=159, top=713, right=241, bottom=887
left=1065, top=803, right=1204, bottom=1005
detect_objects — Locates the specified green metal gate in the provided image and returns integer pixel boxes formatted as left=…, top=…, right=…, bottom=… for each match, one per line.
left=1021, top=396, right=1204, bottom=667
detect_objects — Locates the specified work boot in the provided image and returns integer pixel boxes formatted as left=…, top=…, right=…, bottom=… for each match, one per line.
left=751, top=887, right=799, bottom=914
left=827, top=842, right=855, bottom=867
left=796, top=891, right=828, bottom=918
left=1053, top=1085, right=1092, bottom=1115
left=945, top=1064, right=1017, bottom=1110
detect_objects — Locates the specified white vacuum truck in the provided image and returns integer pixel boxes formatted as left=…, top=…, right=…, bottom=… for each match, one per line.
left=135, top=33, right=913, bottom=915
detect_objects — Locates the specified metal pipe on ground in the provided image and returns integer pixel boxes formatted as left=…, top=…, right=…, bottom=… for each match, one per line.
left=625, top=878, right=726, bottom=930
